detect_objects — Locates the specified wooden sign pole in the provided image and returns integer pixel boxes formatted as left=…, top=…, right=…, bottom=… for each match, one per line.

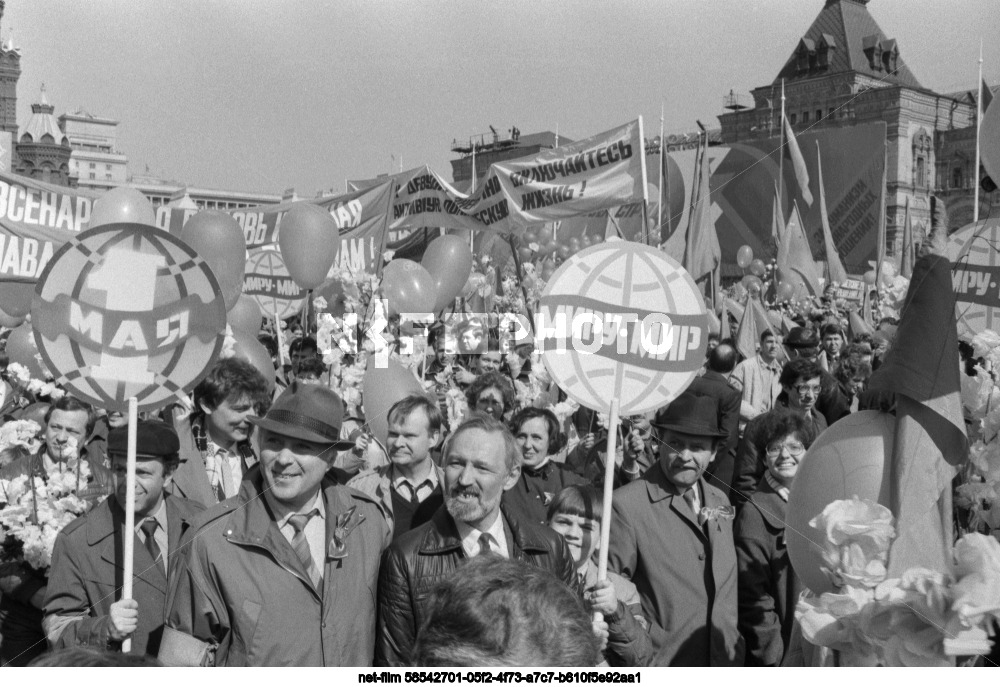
left=594, top=397, right=620, bottom=622
left=121, top=396, right=138, bottom=653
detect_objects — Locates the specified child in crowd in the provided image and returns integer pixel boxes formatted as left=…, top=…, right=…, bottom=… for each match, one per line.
left=546, top=486, right=652, bottom=667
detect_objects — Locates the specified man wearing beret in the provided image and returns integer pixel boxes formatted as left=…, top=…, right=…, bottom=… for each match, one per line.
left=161, top=382, right=390, bottom=666
left=608, top=393, right=744, bottom=666
left=42, top=420, right=204, bottom=657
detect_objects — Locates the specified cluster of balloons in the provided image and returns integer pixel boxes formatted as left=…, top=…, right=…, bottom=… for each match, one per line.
left=516, top=227, right=604, bottom=264
left=379, top=234, right=474, bottom=317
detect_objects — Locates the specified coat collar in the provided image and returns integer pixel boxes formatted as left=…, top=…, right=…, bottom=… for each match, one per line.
left=749, top=478, right=788, bottom=531
left=644, top=463, right=729, bottom=542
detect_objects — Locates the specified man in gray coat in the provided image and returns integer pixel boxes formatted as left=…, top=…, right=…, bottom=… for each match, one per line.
left=608, top=392, right=744, bottom=666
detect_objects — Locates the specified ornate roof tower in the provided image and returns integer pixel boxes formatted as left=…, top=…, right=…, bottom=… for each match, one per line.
left=0, top=0, right=21, bottom=139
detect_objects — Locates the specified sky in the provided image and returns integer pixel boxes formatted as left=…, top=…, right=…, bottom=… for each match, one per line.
left=5, top=1, right=997, bottom=198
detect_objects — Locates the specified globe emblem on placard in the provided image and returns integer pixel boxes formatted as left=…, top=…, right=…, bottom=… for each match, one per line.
left=539, top=242, right=708, bottom=416
left=244, top=248, right=305, bottom=320
left=949, top=218, right=1000, bottom=339
left=30, top=223, right=227, bottom=413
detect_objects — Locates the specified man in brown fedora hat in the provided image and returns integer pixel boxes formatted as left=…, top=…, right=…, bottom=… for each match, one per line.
left=607, top=392, right=744, bottom=667
left=160, top=382, right=390, bottom=666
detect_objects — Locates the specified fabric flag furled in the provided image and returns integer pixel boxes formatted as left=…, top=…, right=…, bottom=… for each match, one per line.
left=867, top=203, right=969, bottom=577
left=734, top=296, right=772, bottom=361
left=683, top=138, right=721, bottom=284
left=980, top=82, right=1000, bottom=187
left=783, top=111, right=813, bottom=206
left=899, top=198, right=915, bottom=279
left=815, top=142, right=848, bottom=285
left=776, top=201, right=822, bottom=297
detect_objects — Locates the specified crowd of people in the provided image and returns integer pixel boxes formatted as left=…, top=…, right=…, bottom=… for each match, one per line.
left=0, top=304, right=968, bottom=668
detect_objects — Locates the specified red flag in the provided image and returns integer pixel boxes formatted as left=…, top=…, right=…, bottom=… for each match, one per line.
left=735, top=296, right=772, bottom=361
left=770, top=182, right=782, bottom=249
left=899, top=198, right=915, bottom=279
left=783, top=112, right=813, bottom=206
left=981, top=82, right=1000, bottom=185
left=683, top=140, right=721, bottom=283
left=868, top=242, right=968, bottom=575
left=816, top=142, right=848, bottom=284
left=777, top=201, right=822, bottom=297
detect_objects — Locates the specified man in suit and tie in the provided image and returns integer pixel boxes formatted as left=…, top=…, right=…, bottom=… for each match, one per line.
left=42, top=420, right=204, bottom=657
left=608, top=392, right=744, bottom=666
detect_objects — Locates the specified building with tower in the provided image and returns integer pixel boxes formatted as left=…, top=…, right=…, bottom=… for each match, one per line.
left=718, top=0, right=994, bottom=256
left=14, top=85, right=74, bottom=185
left=59, top=108, right=128, bottom=192
left=0, top=0, right=19, bottom=172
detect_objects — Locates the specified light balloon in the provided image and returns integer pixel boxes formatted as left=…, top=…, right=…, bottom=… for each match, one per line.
left=278, top=203, right=340, bottom=290
left=863, top=270, right=878, bottom=286
left=361, top=357, right=426, bottom=445
left=775, top=281, right=796, bottom=301
left=228, top=295, right=263, bottom=336
left=232, top=331, right=276, bottom=393
left=749, top=259, right=766, bottom=277
left=89, top=187, right=156, bottom=228
left=736, top=245, right=754, bottom=269
left=0, top=282, right=35, bottom=318
left=182, top=210, right=247, bottom=311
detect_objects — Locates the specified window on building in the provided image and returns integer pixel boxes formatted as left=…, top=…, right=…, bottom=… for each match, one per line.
left=106, top=164, right=111, bottom=170
left=816, top=109, right=823, bottom=122
left=802, top=111, right=810, bottom=123
left=789, top=113, right=797, bottom=125
left=829, top=107, right=836, bottom=119
left=89, top=162, right=95, bottom=169
left=89, top=173, right=95, bottom=180
left=953, top=168, right=964, bottom=189
left=915, top=157, right=926, bottom=188
left=105, top=174, right=112, bottom=181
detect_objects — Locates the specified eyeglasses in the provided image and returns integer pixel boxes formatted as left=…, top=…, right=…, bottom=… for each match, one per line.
left=794, top=384, right=821, bottom=397
left=765, top=441, right=806, bottom=457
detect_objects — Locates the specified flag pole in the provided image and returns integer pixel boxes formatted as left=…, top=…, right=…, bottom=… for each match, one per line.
left=778, top=79, right=786, bottom=223
left=658, top=101, right=665, bottom=240
left=974, top=38, right=983, bottom=224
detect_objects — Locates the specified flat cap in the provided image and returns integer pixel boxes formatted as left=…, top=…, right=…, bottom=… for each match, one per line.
left=108, top=419, right=180, bottom=459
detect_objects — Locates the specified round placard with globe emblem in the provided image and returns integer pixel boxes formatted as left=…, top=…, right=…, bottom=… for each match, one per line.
left=948, top=217, right=1000, bottom=339
left=244, top=248, right=305, bottom=320
left=30, top=223, right=227, bottom=413
left=538, top=241, right=709, bottom=416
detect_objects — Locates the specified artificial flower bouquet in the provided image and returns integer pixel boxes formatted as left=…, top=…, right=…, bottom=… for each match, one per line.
left=796, top=497, right=1000, bottom=666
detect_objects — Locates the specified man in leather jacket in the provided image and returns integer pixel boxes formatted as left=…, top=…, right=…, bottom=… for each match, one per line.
left=375, top=414, right=577, bottom=667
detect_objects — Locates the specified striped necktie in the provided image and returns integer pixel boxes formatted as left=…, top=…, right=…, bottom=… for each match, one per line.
left=140, top=518, right=164, bottom=574
left=287, top=510, right=323, bottom=589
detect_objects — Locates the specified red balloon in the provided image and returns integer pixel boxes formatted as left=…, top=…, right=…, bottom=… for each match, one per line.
left=228, top=294, right=263, bottom=335
left=523, top=229, right=538, bottom=244
left=381, top=259, right=438, bottom=317
left=749, top=258, right=766, bottom=277
left=776, top=281, right=796, bottom=301
left=421, top=234, right=474, bottom=312
left=741, top=274, right=763, bottom=293
left=863, top=270, right=877, bottom=286
left=362, top=357, right=425, bottom=445
left=182, top=210, right=247, bottom=311
left=517, top=246, right=533, bottom=262
left=316, top=278, right=348, bottom=317
left=278, top=203, right=340, bottom=290
left=8, top=322, right=46, bottom=379
left=0, top=307, right=24, bottom=329
left=557, top=245, right=571, bottom=259
left=232, top=332, right=276, bottom=393
left=89, top=187, right=156, bottom=228
left=0, top=282, right=35, bottom=318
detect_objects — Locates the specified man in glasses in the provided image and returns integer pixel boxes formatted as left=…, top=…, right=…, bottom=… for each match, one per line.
left=730, top=359, right=828, bottom=502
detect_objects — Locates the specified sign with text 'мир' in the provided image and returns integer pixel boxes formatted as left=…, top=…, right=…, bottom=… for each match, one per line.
left=949, top=217, right=1000, bottom=338
left=538, top=241, right=708, bottom=416
left=243, top=248, right=305, bottom=320
left=31, top=223, right=227, bottom=412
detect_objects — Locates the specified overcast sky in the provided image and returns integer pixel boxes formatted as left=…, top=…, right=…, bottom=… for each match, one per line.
left=6, top=1, right=997, bottom=197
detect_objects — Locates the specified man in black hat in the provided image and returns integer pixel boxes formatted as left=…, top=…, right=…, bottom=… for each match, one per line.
left=42, top=419, right=204, bottom=657
left=607, top=392, right=744, bottom=667
left=161, top=382, right=390, bottom=667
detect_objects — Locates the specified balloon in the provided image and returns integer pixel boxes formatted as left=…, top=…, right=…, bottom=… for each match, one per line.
left=421, top=234, right=474, bottom=312
left=0, top=308, right=24, bottom=329
left=7, top=322, right=46, bottom=379
left=568, top=237, right=581, bottom=252
left=863, top=270, right=877, bottom=286
left=517, top=246, right=533, bottom=262
left=182, top=210, right=247, bottom=311
left=228, top=294, right=263, bottom=336
left=741, top=274, right=763, bottom=292
left=557, top=245, right=571, bottom=259
left=736, top=245, right=754, bottom=269
left=232, top=331, right=276, bottom=393
left=580, top=234, right=592, bottom=248
left=278, top=203, right=340, bottom=290
left=749, top=259, right=766, bottom=277
left=523, top=229, right=538, bottom=245
left=775, top=281, right=796, bottom=301
left=0, top=282, right=35, bottom=318
left=89, top=187, right=156, bottom=228
left=590, top=233, right=604, bottom=244
left=381, top=259, right=438, bottom=317
left=361, top=357, right=425, bottom=446
left=786, top=411, right=893, bottom=594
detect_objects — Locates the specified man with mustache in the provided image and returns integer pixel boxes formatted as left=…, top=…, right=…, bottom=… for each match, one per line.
left=608, top=392, right=744, bottom=666
left=375, top=414, right=576, bottom=667
left=349, top=395, right=444, bottom=540
left=160, top=383, right=390, bottom=666
left=168, top=358, right=270, bottom=508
